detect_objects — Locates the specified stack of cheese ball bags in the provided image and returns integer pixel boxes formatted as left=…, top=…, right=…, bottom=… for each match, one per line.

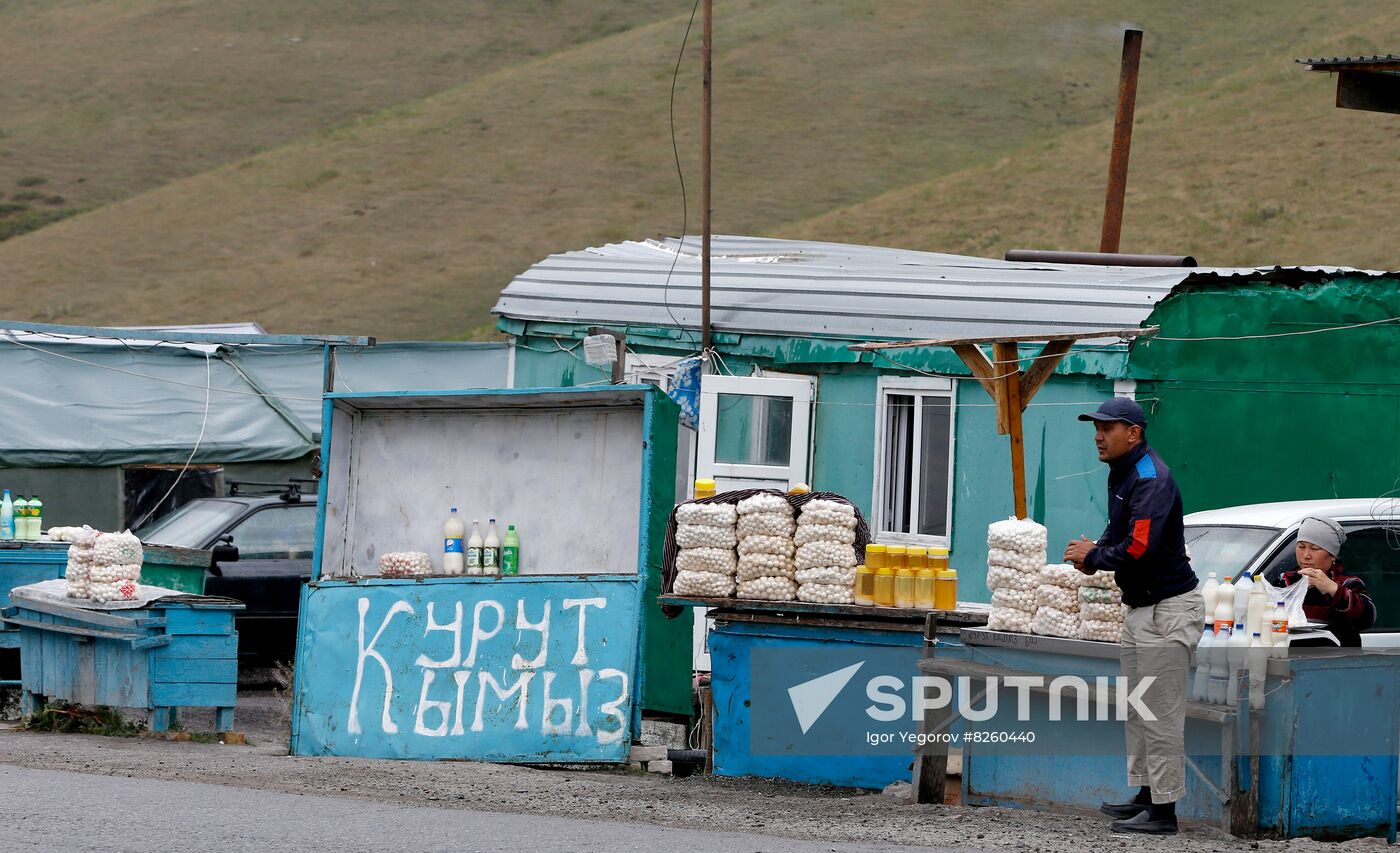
left=985, top=518, right=1048, bottom=633
left=793, top=499, right=858, bottom=604
left=671, top=502, right=740, bottom=597
left=735, top=493, right=797, bottom=601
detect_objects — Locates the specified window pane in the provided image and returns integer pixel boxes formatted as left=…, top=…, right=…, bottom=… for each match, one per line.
left=228, top=506, right=317, bottom=560
left=714, top=393, right=793, bottom=466
left=917, top=396, right=952, bottom=537
left=883, top=394, right=914, bottom=533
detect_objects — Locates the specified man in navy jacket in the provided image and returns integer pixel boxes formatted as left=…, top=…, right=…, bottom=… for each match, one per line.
left=1064, top=397, right=1204, bottom=835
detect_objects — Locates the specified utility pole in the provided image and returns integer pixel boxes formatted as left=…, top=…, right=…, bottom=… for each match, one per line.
left=701, top=0, right=713, bottom=351
left=1099, top=28, right=1142, bottom=254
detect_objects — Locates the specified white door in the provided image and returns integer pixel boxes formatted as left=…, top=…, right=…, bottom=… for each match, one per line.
left=692, top=373, right=814, bottom=669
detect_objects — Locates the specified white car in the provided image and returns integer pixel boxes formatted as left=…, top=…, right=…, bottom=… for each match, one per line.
left=1183, top=499, right=1400, bottom=648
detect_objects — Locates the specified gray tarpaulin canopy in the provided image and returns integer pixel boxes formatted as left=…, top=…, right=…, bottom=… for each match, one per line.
left=0, top=330, right=508, bottom=467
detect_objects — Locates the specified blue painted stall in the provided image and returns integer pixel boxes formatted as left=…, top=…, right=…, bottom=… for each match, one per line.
left=927, top=629, right=1400, bottom=841
left=0, top=544, right=68, bottom=676
left=291, top=386, right=692, bottom=763
left=1, top=580, right=243, bottom=731
left=660, top=596, right=987, bottom=790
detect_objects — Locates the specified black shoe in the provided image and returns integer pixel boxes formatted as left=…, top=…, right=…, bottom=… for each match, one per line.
left=1110, top=810, right=1178, bottom=835
left=1099, top=800, right=1149, bottom=819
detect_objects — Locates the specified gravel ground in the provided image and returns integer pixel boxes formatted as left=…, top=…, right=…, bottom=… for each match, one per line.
left=0, top=692, right=1389, bottom=853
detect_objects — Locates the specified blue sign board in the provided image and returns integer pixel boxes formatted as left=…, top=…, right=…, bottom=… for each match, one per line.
left=291, top=576, right=641, bottom=762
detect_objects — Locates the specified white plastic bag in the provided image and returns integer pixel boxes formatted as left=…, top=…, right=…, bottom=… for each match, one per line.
left=1254, top=572, right=1312, bottom=628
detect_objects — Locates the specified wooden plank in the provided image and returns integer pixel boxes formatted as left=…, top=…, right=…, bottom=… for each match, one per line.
left=0, top=615, right=143, bottom=643
left=153, top=657, right=237, bottom=684
left=994, top=341, right=1027, bottom=518
left=155, top=634, right=239, bottom=658
left=657, top=594, right=991, bottom=626
left=849, top=326, right=1158, bottom=351
left=8, top=597, right=149, bottom=631
left=151, top=681, right=238, bottom=708
left=1018, top=339, right=1075, bottom=408
left=949, top=344, right=998, bottom=401
left=161, top=607, right=238, bottom=635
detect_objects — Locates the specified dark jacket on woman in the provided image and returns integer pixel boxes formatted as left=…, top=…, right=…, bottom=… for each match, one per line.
left=1280, top=562, right=1376, bottom=647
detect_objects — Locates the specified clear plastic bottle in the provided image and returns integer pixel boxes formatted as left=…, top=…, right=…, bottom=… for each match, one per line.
left=443, top=507, right=465, bottom=576
left=1213, top=576, right=1235, bottom=639
left=0, top=489, right=13, bottom=541
left=502, top=525, right=520, bottom=576
left=865, top=544, right=887, bottom=572
left=914, top=567, right=936, bottom=609
left=694, top=478, right=717, bottom=500
left=894, top=568, right=917, bottom=609
left=1247, top=632, right=1267, bottom=710
left=27, top=495, right=41, bottom=541
left=13, top=497, right=29, bottom=542
left=1225, top=620, right=1249, bottom=706
left=934, top=568, right=958, bottom=610
left=886, top=545, right=907, bottom=574
left=1201, top=571, right=1220, bottom=620
left=1192, top=623, right=1214, bottom=701
left=466, top=519, right=484, bottom=576
left=873, top=566, right=895, bottom=607
left=1233, top=572, right=1254, bottom=626
left=1270, top=600, right=1290, bottom=659
left=1207, top=623, right=1230, bottom=704
left=853, top=565, right=875, bottom=606
left=1247, top=580, right=1268, bottom=637
left=483, top=519, right=501, bottom=575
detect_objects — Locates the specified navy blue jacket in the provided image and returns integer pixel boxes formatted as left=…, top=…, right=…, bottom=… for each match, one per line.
left=1084, top=442, right=1197, bottom=608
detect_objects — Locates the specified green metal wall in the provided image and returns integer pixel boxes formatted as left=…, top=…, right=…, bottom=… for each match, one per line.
left=513, top=336, right=1118, bottom=604
left=1131, top=276, right=1400, bottom=513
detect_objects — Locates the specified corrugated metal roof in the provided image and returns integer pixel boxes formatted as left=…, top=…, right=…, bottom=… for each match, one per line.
left=493, top=235, right=1382, bottom=344
left=1297, top=54, right=1400, bottom=70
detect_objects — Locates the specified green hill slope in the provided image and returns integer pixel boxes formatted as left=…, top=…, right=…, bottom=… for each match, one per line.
left=790, top=20, right=1400, bottom=269
left=1, top=1, right=1396, bottom=338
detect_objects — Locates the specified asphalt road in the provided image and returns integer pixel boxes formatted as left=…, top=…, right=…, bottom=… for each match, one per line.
left=0, top=766, right=963, bottom=853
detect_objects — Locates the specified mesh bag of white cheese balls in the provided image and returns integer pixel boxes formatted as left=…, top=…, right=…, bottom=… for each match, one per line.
left=797, top=582, right=853, bottom=604
left=1080, top=601, right=1126, bottom=623
left=795, top=565, right=856, bottom=586
left=1079, top=618, right=1123, bottom=642
left=676, top=547, right=737, bottom=576
left=991, top=587, right=1037, bottom=614
left=986, top=547, right=1047, bottom=573
left=1031, top=605, right=1079, bottom=638
left=1037, top=563, right=1083, bottom=589
left=737, top=553, right=796, bottom=582
left=736, top=493, right=793, bottom=516
left=378, top=551, right=432, bottom=578
left=675, top=523, right=738, bottom=550
left=736, top=512, right=796, bottom=539
left=1079, top=569, right=1119, bottom=590
left=1035, top=583, right=1079, bottom=613
left=986, top=563, right=1039, bottom=592
left=794, top=523, right=856, bottom=547
left=92, top=531, right=143, bottom=567
left=737, top=575, right=797, bottom=601
left=796, top=507, right=857, bottom=530
left=674, top=502, right=738, bottom=528
left=673, top=570, right=736, bottom=598
left=795, top=540, right=856, bottom=570
left=987, top=606, right=1034, bottom=633
left=738, top=534, right=795, bottom=558
left=986, top=517, right=1048, bottom=554
left=65, top=562, right=91, bottom=598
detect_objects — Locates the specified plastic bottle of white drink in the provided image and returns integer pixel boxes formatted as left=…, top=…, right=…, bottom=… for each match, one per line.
left=1201, top=571, right=1220, bottom=621
left=1247, top=632, right=1267, bottom=710
left=466, top=519, right=484, bottom=576
left=443, top=507, right=466, bottom=576
left=1225, top=621, right=1249, bottom=706
left=13, top=497, right=29, bottom=541
left=1270, top=600, right=1290, bottom=659
left=1207, top=623, right=1230, bottom=704
left=28, top=495, right=42, bottom=541
left=483, top=518, right=501, bottom=575
left=1247, top=579, right=1268, bottom=637
left=1233, top=572, right=1254, bottom=626
left=1213, top=576, right=1235, bottom=639
left=1192, top=623, right=1214, bottom=701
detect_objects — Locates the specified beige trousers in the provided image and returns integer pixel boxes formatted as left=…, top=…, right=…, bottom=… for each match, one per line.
left=1120, top=588, right=1205, bottom=804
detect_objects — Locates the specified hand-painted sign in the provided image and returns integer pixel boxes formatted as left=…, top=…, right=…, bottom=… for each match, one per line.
left=292, top=577, right=640, bottom=762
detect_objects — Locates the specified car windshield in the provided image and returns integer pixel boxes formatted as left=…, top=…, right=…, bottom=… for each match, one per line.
left=136, top=500, right=245, bottom=547
left=1183, top=525, right=1280, bottom=582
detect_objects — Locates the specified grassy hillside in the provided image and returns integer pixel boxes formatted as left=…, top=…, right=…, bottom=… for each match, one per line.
left=0, top=1, right=1396, bottom=338
left=790, top=23, right=1400, bottom=269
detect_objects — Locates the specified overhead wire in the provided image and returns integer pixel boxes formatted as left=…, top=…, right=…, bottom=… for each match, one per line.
left=132, top=350, right=214, bottom=530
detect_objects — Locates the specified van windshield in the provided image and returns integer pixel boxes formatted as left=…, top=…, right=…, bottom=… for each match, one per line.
left=1182, top=525, right=1280, bottom=582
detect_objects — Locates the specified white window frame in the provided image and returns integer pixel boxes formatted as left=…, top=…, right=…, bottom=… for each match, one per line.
left=697, top=374, right=813, bottom=488
left=871, top=376, right=957, bottom=548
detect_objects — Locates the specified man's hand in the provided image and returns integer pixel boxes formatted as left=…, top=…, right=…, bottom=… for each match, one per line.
left=1064, top=536, right=1097, bottom=573
left=1297, top=566, right=1339, bottom=597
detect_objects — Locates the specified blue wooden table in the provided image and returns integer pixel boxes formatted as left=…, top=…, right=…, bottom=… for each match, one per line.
left=1, top=582, right=243, bottom=731
left=0, top=543, right=70, bottom=684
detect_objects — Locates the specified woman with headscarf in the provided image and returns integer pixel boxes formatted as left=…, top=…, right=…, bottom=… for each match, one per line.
left=1279, top=516, right=1377, bottom=647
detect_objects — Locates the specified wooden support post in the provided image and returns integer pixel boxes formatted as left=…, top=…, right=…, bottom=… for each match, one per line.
left=912, top=612, right=949, bottom=804
left=993, top=342, right=1028, bottom=519
left=1019, top=339, right=1074, bottom=408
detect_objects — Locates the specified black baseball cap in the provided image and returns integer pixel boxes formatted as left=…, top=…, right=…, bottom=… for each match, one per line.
left=1078, top=397, right=1147, bottom=430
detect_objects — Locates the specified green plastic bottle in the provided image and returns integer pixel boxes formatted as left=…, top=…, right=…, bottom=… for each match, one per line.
left=28, top=495, right=42, bottom=541
left=502, top=525, right=520, bottom=576
left=13, top=497, right=29, bottom=541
